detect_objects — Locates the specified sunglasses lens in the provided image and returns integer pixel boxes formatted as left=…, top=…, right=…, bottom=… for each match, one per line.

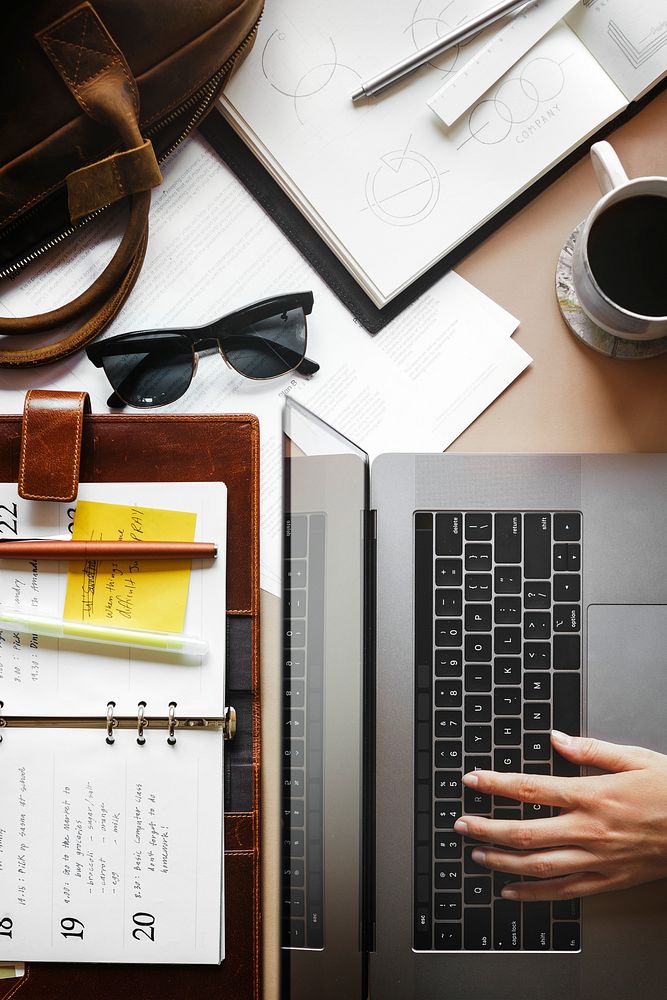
left=225, top=307, right=307, bottom=379
left=99, top=333, right=193, bottom=407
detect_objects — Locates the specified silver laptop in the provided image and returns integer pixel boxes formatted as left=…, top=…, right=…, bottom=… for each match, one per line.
left=281, top=397, right=667, bottom=1000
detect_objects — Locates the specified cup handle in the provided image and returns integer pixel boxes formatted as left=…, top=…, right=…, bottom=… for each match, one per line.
left=590, top=141, right=628, bottom=195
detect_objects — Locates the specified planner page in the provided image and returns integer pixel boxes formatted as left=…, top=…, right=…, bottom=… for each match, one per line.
left=0, top=482, right=226, bottom=718
left=222, top=6, right=627, bottom=306
left=567, top=0, right=667, bottom=101
left=0, top=726, right=224, bottom=963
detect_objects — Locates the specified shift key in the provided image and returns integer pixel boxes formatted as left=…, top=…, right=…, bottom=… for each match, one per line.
left=524, top=514, right=551, bottom=579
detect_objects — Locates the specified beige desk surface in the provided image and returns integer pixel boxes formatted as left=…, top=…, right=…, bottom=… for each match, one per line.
left=261, top=88, right=667, bottom=998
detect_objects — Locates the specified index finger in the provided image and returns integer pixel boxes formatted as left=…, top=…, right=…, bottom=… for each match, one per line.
left=462, top=769, right=582, bottom=809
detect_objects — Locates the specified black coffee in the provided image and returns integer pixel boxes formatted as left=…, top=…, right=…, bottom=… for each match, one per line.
left=586, top=194, right=667, bottom=316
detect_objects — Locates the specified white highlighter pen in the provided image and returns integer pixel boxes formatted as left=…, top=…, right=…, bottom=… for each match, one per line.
left=0, top=607, right=208, bottom=656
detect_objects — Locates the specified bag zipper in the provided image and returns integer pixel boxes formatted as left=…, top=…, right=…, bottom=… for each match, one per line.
left=0, top=10, right=262, bottom=281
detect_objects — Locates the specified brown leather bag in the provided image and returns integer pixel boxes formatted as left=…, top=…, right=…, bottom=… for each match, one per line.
left=0, top=0, right=264, bottom=368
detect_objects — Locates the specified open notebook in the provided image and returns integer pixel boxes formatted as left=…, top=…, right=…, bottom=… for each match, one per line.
left=220, top=0, right=667, bottom=307
left=0, top=482, right=228, bottom=964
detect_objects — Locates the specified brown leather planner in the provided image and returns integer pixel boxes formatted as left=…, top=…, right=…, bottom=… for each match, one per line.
left=0, top=390, right=261, bottom=1000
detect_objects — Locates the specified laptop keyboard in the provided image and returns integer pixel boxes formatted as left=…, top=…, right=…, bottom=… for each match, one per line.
left=282, top=512, right=326, bottom=950
left=413, top=511, right=582, bottom=953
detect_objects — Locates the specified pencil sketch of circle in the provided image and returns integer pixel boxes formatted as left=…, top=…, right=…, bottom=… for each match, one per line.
left=494, top=76, right=539, bottom=125
left=466, top=98, right=513, bottom=144
left=407, top=0, right=471, bottom=73
left=520, top=57, right=565, bottom=104
left=365, top=148, right=441, bottom=226
left=261, top=29, right=338, bottom=98
left=291, top=61, right=364, bottom=128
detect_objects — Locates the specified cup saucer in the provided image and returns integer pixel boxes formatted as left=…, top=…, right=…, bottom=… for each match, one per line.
left=556, top=223, right=667, bottom=359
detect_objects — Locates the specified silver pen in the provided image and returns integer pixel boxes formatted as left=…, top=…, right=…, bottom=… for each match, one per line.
left=351, top=0, right=537, bottom=102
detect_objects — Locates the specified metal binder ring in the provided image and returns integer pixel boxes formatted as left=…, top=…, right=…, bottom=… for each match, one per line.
left=167, top=701, right=177, bottom=746
left=0, top=700, right=4, bottom=744
left=106, top=701, right=116, bottom=745
left=137, top=701, right=147, bottom=746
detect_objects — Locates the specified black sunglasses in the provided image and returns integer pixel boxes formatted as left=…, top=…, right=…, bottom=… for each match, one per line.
left=86, top=292, right=319, bottom=408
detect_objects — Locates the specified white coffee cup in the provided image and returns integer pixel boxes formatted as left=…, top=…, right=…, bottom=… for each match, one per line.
left=573, top=141, right=667, bottom=341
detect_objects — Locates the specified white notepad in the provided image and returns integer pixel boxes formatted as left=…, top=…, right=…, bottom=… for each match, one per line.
left=0, top=482, right=227, bottom=964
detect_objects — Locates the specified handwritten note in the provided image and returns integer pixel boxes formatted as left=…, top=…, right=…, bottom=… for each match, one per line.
left=64, top=501, right=196, bottom=633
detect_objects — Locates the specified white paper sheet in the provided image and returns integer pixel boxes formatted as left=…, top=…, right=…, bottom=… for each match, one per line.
left=0, top=137, right=530, bottom=596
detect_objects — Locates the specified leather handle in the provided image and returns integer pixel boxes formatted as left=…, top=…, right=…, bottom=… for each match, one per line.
left=0, top=3, right=161, bottom=368
left=19, top=389, right=91, bottom=502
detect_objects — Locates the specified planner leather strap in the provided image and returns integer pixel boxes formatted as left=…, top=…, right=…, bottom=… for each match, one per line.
left=18, top=389, right=91, bottom=502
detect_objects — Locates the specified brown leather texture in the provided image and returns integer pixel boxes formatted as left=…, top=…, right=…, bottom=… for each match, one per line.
left=18, top=389, right=91, bottom=501
left=0, top=403, right=262, bottom=999
left=0, top=0, right=264, bottom=366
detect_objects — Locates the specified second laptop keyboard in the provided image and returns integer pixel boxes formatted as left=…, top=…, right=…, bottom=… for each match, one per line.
left=413, top=510, right=582, bottom=953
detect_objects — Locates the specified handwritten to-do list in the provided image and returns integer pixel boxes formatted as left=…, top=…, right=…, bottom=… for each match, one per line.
left=0, top=728, right=224, bottom=962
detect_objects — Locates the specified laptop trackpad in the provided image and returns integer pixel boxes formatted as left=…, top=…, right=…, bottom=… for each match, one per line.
left=588, top=604, right=667, bottom=755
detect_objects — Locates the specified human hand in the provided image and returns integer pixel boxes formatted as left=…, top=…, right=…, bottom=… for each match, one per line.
left=452, top=730, right=667, bottom=900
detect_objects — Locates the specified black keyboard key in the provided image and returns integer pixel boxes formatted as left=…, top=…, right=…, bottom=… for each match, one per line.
left=465, top=694, right=491, bottom=723
left=436, top=741, right=463, bottom=769
left=524, top=513, right=551, bottom=579
left=435, top=923, right=462, bottom=950
left=523, top=902, right=551, bottom=950
left=465, top=876, right=491, bottom=905
left=465, top=543, right=492, bottom=571
left=283, top=889, right=305, bottom=919
left=494, top=657, right=521, bottom=684
left=286, top=559, right=307, bottom=586
left=436, top=558, right=463, bottom=586
left=553, top=543, right=567, bottom=571
left=524, top=642, right=551, bottom=669
left=494, top=513, right=521, bottom=563
left=464, top=788, right=492, bottom=813
left=436, top=620, right=463, bottom=647
left=465, top=512, right=492, bottom=540
left=494, top=627, right=521, bottom=655
left=283, top=861, right=305, bottom=887
left=465, top=603, right=492, bottom=631
left=494, top=596, right=522, bottom=624
left=524, top=763, right=550, bottom=775
left=435, top=802, right=462, bottom=829
left=465, top=635, right=492, bottom=662
left=553, top=672, right=581, bottom=737
left=494, top=687, right=521, bottom=715
left=287, top=515, right=308, bottom=557
left=553, top=922, right=581, bottom=951
left=416, top=721, right=430, bottom=752
left=553, top=634, right=580, bottom=670
left=567, top=544, right=581, bottom=571
left=417, top=691, right=431, bottom=722
left=465, top=726, right=492, bottom=753
left=436, top=513, right=462, bottom=555
left=494, top=748, right=521, bottom=771
left=435, top=771, right=462, bottom=798
left=494, top=871, right=518, bottom=897
left=284, top=680, right=305, bottom=708
left=284, top=649, right=305, bottom=677
left=436, top=589, right=463, bottom=616
left=553, top=899, right=580, bottom=920
left=436, top=650, right=463, bottom=676
left=524, top=612, right=550, bottom=639
left=435, top=893, right=462, bottom=920
left=464, top=846, right=489, bottom=874
left=494, top=807, right=521, bottom=820
left=494, top=899, right=521, bottom=950
left=554, top=512, right=581, bottom=541
left=307, top=906, right=324, bottom=948
left=523, top=801, right=551, bottom=820
left=283, top=832, right=304, bottom=856
left=436, top=682, right=462, bottom=708
left=553, top=752, right=580, bottom=778
left=464, top=908, right=492, bottom=950
left=464, top=755, right=492, bottom=774
left=435, top=833, right=462, bottom=859
left=464, top=665, right=492, bottom=691
left=416, top=662, right=431, bottom=691
left=524, top=703, right=551, bottom=730
left=524, top=582, right=551, bottom=609
left=494, top=566, right=522, bottom=594
left=554, top=604, right=580, bottom=632
left=286, top=590, right=306, bottom=616
left=553, top=574, right=580, bottom=602
left=284, top=922, right=305, bottom=947
left=465, top=573, right=492, bottom=601
left=524, top=673, right=551, bottom=700
left=495, top=719, right=521, bottom=746
left=414, top=903, right=431, bottom=949
left=435, top=863, right=462, bottom=890
left=433, top=708, right=462, bottom=735
left=285, top=622, right=305, bottom=647
left=524, top=733, right=551, bottom=761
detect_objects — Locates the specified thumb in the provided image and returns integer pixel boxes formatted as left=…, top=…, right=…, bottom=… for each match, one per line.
left=551, top=730, right=651, bottom=772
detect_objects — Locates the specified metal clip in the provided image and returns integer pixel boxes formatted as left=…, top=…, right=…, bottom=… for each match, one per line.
left=167, top=701, right=177, bottom=746
left=224, top=705, right=237, bottom=741
left=137, top=701, right=147, bottom=746
left=106, top=701, right=116, bottom=745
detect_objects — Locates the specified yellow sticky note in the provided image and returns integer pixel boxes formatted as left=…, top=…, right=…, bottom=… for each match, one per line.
left=64, top=501, right=197, bottom=633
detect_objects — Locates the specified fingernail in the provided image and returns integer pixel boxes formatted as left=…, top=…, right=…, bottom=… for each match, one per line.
left=462, top=772, right=479, bottom=786
left=501, top=889, right=519, bottom=900
left=471, top=848, right=485, bottom=864
left=454, top=818, right=468, bottom=833
left=551, top=729, right=573, bottom=746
